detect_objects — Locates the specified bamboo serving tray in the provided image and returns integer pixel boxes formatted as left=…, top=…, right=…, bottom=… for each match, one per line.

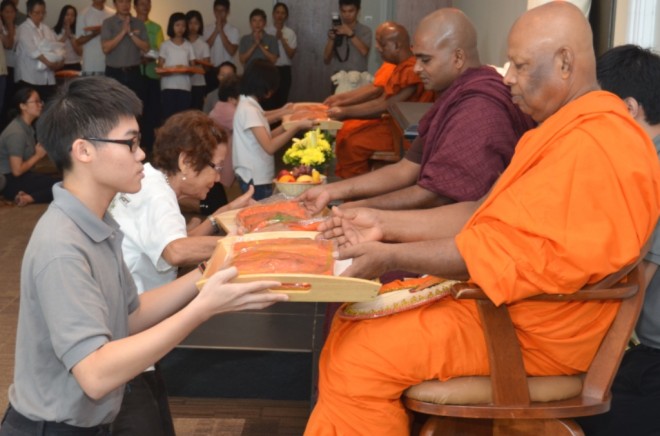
left=196, top=231, right=380, bottom=302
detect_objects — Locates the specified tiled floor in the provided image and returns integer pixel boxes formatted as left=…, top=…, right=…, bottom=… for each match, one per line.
left=0, top=202, right=310, bottom=435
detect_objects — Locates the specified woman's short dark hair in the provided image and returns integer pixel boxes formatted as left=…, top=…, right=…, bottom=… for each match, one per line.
left=249, top=8, right=266, bottom=22
left=185, top=10, right=204, bottom=36
left=239, top=59, right=279, bottom=101
left=53, top=5, right=77, bottom=35
left=8, top=87, right=37, bottom=119
left=26, top=0, right=45, bottom=14
left=36, top=77, right=143, bottom=173
left=213, top=0, right=230, bottom=11
left=339, top=0, right=361, bottom=9
left=167, top=12, right=187, bottom=39
left=152, top=110, right=227, bottom=177
left=273, top=2, right=289, bottom=16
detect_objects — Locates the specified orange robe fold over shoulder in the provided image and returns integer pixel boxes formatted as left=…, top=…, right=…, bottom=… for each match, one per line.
left=304, top=91, right=660, bottom=436
left=334, top=57, right=435, bottom=179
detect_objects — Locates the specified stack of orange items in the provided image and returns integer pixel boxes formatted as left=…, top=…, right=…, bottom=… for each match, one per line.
left=236, top=200, right=320, bottom=233
left=230, top=238, right=334, bottom=275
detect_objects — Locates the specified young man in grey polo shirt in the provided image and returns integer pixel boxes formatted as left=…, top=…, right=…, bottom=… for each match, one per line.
left=0, top=76, right=287, bottom=435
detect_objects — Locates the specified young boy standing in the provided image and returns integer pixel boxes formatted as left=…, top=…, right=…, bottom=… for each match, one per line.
left=0, top=76, right=286, bottom=435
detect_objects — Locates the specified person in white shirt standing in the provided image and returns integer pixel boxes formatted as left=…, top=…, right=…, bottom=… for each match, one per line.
left=158, top=12, right=195, bottom=121
left=265, top=2, right=296, bottom=109
left=15, top=0, right=62, bottom=103
left=76, top=0, right=113, bottom=76
left=203, top=0, right=238, bottom=94
left=185, top=10, right=210, bottom=111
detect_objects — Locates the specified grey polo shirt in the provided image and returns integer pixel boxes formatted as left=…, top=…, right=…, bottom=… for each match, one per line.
left=0, top=117, right=36, bottom=175
left=328, top=21, right=372, bottom=74
left=637, top=134, right=660, bottom=349
left=101, top=15, right=147, bottom=68
left=9, top=183, right=140, bottom=426
left=238, top=33, right=279, bottom=66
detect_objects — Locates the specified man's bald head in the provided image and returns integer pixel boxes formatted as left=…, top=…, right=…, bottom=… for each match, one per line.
left=503, top=1, right=599, bottom=122
left=412, top=8, right=481, bottom=92
left=375, top=21, right=412, bottom=64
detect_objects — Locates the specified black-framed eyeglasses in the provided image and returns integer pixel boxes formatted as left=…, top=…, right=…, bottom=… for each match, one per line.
left=83, top=133, right=141, bottom=153
left=208, top=162, right=223, bottom=173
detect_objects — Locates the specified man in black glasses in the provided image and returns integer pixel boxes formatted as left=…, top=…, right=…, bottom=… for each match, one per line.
left=0, top=76, right=287, bottom=435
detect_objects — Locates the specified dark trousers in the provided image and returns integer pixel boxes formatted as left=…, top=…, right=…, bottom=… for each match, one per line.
left=190, top=85, right=206, bottom=111
left=238, top=176, right=272, bottom=201
left=2, top=171, right=58, bottom=203
left=577, top=344, right=660, bottom=435
left=0, top=404, right=110, bottom=435
left=161, top=89, right=192, bottom=122
left=141, top=77, right=162, bottom=155
left=105, top=66, right=144, bottom=102
left=110, top=367, right=175, bottom=436
left=205, top=67, right=219, bottom=95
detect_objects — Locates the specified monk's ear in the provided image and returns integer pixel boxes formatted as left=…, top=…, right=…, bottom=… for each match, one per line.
left=453, top=48, right=466, bottom=69
left=557, top=47, right=573, bottom=79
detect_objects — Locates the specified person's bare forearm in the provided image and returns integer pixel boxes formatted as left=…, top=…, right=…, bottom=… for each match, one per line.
left=345, top=184, right=454, bottom=211
left=161, top=236, right=220, bottom=266
left=390, top=238, right=469, bottom=279
left=328, top=159, right=419, bottom=201
left=378, top=200, right=480, bottom=242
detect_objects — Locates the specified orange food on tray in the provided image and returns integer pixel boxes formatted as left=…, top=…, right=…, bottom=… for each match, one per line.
left=230, top=238, right=334, bottom=275
left=293, top=103, right=329, bottom=112
left=55, top=70, right=81, bottom=78
left=289, top=110, right=330, bottom=121
left=236, top=200, right=312, bottom=233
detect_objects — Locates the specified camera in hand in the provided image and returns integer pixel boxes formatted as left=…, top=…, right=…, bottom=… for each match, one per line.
left=331, top=13, right=344, bottom=47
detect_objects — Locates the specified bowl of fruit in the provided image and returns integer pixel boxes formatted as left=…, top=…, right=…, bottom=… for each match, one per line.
left=274, top=165, right=326, bottom=197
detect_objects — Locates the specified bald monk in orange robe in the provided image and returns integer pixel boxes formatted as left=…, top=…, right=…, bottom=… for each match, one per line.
left=327, top=22, right=435, bottom=179
left=305, top=4, right=660, bottom=435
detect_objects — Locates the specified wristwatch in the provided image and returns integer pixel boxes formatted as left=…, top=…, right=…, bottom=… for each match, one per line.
left=208, top=215, right=220, bottom=233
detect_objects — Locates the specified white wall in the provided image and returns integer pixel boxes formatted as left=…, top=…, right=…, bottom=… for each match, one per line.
left=452, top=0, right=527, bottom=66
left=613, top=0, right=660, bottom=51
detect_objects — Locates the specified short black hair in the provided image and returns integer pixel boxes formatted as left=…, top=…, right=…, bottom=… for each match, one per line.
left=339, top=0, right=361, bottom=9
left=273, top=2, right=289, bottom=16
left=36, top=77, right=142, bottom=173
left=213, top=0, right=230, bottom=11
left=217, top=76, right=239, bottom=102
left=249, top=8, right=266, bottom=22
left=8, top=86, right=37, bottom=120
left=239, top=59, right=279, bottom=101
left=26, top=0, right=44, bottom=14
left=167, top=12, right=187, bottom=39
left=597, top=44, right=660, bottom=125
left=218, top=61, right=237, bottom=73
left=185, top=10, right=203, bottom=35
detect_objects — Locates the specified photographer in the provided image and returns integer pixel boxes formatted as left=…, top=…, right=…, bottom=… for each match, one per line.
left=323, top=0, right=371, bottom=75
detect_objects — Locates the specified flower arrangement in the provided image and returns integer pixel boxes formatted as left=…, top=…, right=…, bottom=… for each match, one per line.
left=282, top=128, right=334, bottom=171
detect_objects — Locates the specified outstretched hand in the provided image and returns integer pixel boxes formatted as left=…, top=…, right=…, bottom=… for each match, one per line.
left=226, top=185, right=256, bottom=211
left=336, top=241, right=394, bottom=279
left=196, top=266, right=288, bottom=316
left=297, top=187, right=330, bottom=215
left=318, top=206, right=384, bottom=248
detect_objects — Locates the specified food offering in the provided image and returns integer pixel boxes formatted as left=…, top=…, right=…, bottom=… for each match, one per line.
left=283, top=102, right=343, bottom=131
left=55, top=70, right=81, bottom=79
left=196, top=231, right=380, bottom=302
left=236, top=199, right=325, bottom=233
left=275, top=128, right=333, bottom=196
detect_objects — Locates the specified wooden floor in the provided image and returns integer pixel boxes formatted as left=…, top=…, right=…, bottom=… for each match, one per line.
left=0, top=200, right=310, bottom=435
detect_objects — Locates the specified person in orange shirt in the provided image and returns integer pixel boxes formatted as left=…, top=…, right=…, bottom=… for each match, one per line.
left=305, top=3, right=660, bottom=435
left=327, top=21, right=435, bottom=179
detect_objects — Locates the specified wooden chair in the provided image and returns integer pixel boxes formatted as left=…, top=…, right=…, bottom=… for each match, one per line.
left=403, top=247, right=649, bottom=436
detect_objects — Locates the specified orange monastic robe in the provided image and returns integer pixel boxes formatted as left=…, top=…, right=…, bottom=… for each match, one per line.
left=305, top=91, right=660, bottom=435
left=334, top=57, right=435, bottom=179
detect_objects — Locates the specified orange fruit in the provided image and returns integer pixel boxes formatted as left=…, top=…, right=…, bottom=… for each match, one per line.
left=278, top=174, right=296, bottom=182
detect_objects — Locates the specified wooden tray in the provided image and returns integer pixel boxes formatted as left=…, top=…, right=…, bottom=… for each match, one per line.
left=196, top=231, right=380, bottom=302
left=155, top=66, right=205, bottom=75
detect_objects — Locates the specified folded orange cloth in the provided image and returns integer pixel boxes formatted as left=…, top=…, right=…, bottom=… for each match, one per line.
left=231, top=238, right=334, bottom=275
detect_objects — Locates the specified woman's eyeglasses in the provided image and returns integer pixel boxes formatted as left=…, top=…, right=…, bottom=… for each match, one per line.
left=208, top=162, right=223, bottom=173
left=83, top=133, right=142, bottom=153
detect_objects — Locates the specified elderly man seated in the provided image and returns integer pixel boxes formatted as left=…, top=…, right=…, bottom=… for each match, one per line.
left=303, top=3, right=660, bottom=435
